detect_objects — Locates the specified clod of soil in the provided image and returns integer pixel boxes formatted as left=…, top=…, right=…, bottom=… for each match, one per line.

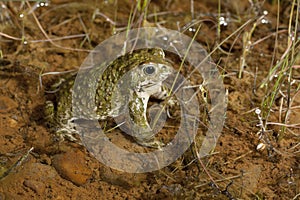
left=0, top=96, right=18, bottom=113
left=52, top=150, right=92, bottom=186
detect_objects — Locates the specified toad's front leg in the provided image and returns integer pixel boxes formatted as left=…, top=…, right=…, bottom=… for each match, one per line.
left=128, top=92, right=165, bottom=149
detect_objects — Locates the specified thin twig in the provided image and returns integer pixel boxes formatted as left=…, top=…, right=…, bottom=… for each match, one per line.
left=0, top=147, right=34, bottom=180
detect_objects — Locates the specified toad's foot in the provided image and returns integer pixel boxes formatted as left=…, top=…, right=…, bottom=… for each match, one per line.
left=136, top=139, right=165, bottom=150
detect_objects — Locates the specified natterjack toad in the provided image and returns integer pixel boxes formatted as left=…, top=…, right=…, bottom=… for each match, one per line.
left=45, top=48, right=174, bottom=148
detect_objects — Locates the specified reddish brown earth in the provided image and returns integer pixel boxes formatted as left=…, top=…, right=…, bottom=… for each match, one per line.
left=0, top=0, right=299, bottom=199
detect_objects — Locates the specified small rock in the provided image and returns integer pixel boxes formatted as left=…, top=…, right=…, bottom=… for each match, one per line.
left=8, top=118, right=18, bottom=128
left=52, top=150, right=92, bottom=186
left=23, top=180, right=45, bottom=195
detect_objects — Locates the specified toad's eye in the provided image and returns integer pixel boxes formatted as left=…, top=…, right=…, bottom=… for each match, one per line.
left=143, top=64, right=156, bottom=75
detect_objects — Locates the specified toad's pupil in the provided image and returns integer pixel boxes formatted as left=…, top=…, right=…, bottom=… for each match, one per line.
left=144, top=65, right=156, bottom=75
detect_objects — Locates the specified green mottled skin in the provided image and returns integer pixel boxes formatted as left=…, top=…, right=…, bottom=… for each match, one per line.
left=46, top=48, right=173, bottom=148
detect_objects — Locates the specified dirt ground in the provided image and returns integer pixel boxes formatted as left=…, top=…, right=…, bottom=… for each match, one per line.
left=0, top=0, right=299, bottom=199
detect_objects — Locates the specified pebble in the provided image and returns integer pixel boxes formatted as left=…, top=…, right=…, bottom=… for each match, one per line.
left=23, top=180, right=45, bottom=195
left=52, top=150, right=92, bottom=186
left=8, top=118, right=18, bottom=128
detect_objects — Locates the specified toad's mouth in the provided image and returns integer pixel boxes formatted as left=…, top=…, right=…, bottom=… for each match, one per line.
left=137, top=83, right=162, bottom=95
left=138, top=74, right=171, bottom=91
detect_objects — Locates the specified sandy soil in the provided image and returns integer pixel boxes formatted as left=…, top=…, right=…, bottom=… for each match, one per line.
left=0, top=0, right=299, bottom=199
